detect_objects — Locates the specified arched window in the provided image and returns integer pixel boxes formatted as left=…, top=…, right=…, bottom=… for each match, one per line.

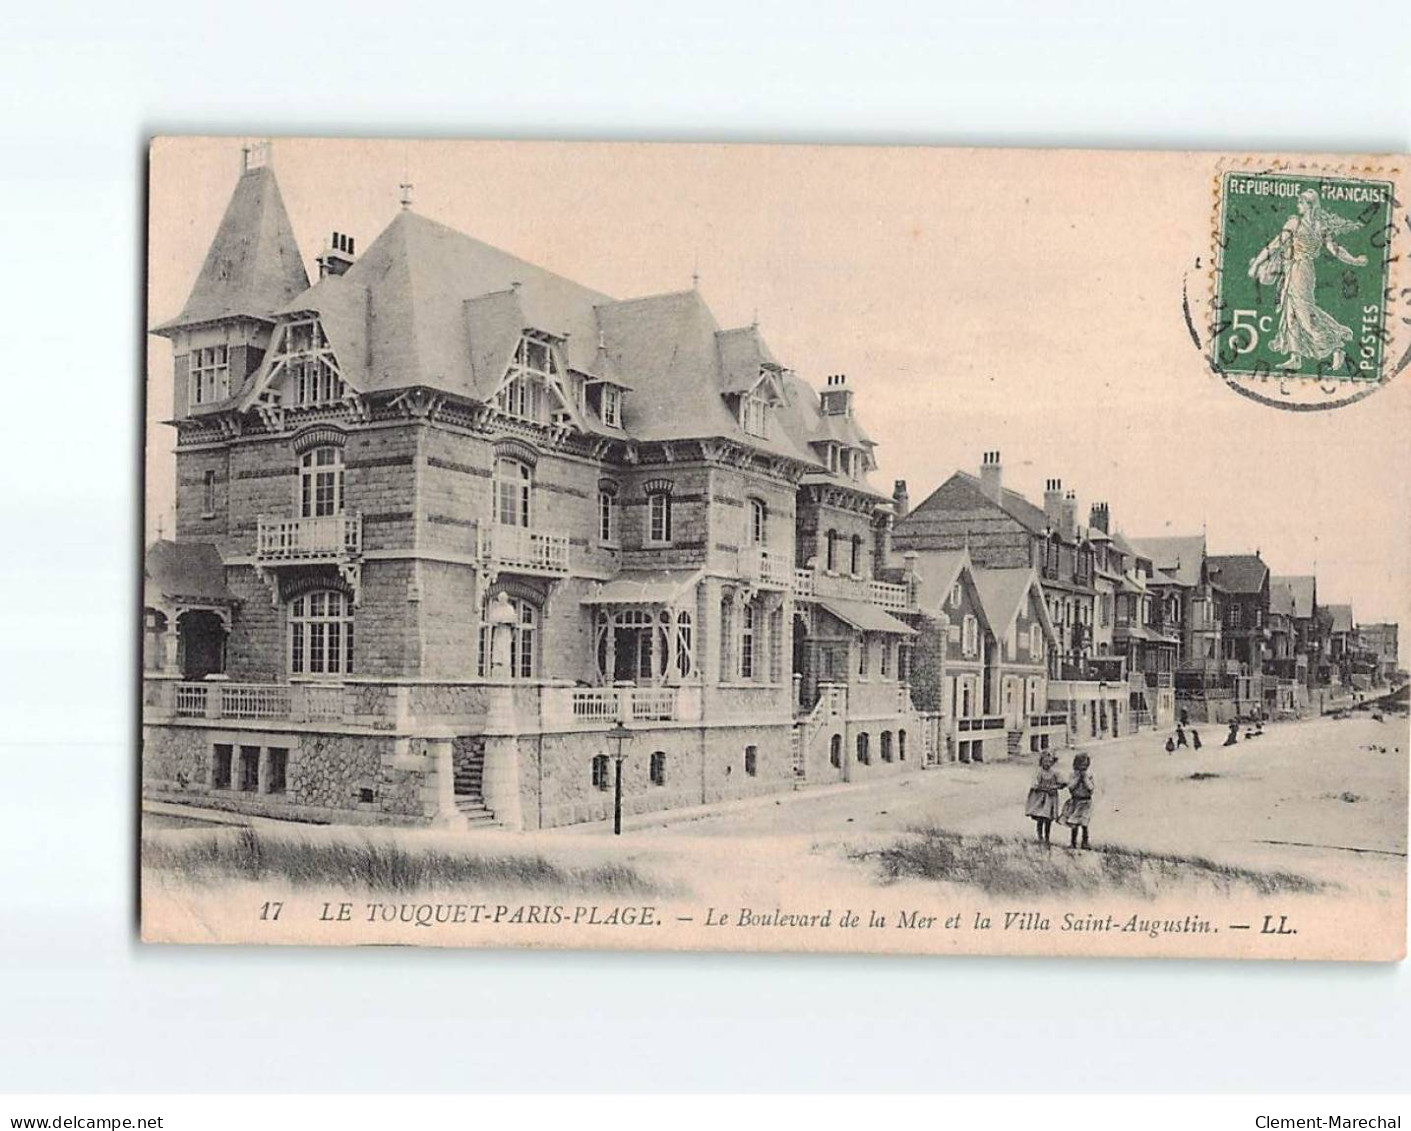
left=744, top=745, right=758, bottom=777
left=647, top=491, right=672, bottom=544
left=299, top=446, right=344, bottom=518
left=856, top=732, right=871, bottom=765
left=881, top=731, right=893, bottom=762
left=494, top=457, right=532, bottom=527
left=829, top=734, right=842, bottom=768
left=650, top=751, right=667, bottom=786
left=748, top=498, right=767, bottom=546
left=1030, top=623, right=1043, bottom=660
left=740, top=603, right=756, bottom=680
left=288, top=590, right=354, bottom=676
left=478, top=594, right=538, bottom=679
left=850, top=534, right=862, bottom=576
left=898, top=729, right=908, bottom=762
left=825, top=529, right=839, bottom=572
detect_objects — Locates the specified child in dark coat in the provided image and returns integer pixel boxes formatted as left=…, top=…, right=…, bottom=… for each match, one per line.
left=1059, top=752, right=1095, bottom=849
left=1025, top=751, right=1063, bottom=843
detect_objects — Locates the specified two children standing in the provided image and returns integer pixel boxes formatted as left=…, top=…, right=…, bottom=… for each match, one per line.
left=1025, top=751, right=1094, bottom=849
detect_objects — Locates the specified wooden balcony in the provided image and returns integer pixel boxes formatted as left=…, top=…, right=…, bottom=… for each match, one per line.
left=256, top=514, right=362, bottom=563
left=477, top=522, right=570, bottom=576
left=792, top=567, right=915, bottom=612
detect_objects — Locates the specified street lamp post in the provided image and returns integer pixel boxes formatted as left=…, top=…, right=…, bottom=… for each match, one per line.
left=606, top=721, right=632, bottom=836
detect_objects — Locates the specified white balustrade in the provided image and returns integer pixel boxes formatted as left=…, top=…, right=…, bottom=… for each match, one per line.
left=791, top=567, right=914, bottom=611
left=738, top=545, right=792, bottom=586
left=256, top=514, right=362, bottom=561
left=478, top=522, right=570, bottom=574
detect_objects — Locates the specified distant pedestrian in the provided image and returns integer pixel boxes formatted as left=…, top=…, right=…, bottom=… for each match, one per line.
left=1025, top=751, right=1063, bottom=844
left=1165, top=736, right=1176, bottom=754
left=1191, top=728, right=1202, bottom=750
left=1059, top=752, right=1094, bottom=849
left=1175, top=724, right=1189, bottom=748
left=1223, top=720, right=1239, bottom=747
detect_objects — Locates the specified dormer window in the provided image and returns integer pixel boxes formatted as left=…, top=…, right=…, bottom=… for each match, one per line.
left=739, top=392, right=769, bottom=438
left=267, top=317, right=345, bottom=407
left=602, top=385, right=621, bottom=428
left=495, top=335, right=564, bottom=423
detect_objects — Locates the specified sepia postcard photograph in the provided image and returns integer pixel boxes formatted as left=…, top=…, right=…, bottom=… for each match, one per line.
left=140, top=136, right=1410, bottom=960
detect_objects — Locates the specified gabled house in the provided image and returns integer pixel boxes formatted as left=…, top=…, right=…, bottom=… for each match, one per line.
left=971, top=566, right=1065, bottom=755
left=893, top=451, right=1098, bottom=671
left=1269, top=574, right=1319, bottom=694
left=143, top=154, right=927, bottom=830
left=904, top=548, right=1003, bottom=763
left=1207, top=553, right=1271, bottom=676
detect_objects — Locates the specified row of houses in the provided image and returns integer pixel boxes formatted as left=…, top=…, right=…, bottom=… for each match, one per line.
left=140, top=158, right=1398, bottom=831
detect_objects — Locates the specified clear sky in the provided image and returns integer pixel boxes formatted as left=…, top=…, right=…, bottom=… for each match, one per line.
left=147, top=137, right=1411, bottom=628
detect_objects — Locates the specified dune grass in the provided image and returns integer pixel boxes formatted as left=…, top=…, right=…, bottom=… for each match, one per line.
left=143, top=826, right=658, bottom=895
left=855, top=824, right=1323, bottom=899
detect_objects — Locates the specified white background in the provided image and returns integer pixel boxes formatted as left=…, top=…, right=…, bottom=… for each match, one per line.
left=1, top=0, right=1408, bottom=1094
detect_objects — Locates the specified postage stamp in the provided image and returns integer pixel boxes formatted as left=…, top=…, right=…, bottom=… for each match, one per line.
left=1210, top=167, right=1399, bottom=409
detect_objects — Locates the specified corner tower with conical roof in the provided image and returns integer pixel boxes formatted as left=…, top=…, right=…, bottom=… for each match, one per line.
left=153, top=150, right=310, bottom=418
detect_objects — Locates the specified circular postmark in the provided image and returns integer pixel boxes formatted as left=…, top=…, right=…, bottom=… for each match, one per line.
left=1188, top=159, right=1409, bottom=411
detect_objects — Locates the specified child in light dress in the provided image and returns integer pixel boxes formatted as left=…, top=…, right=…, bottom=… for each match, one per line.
left=1059, top=752, right=1094, bottom=849
left=1024, top=751, right=1063, bottom=843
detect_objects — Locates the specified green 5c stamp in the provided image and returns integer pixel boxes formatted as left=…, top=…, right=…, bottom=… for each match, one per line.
left=1211, top=169, right=1397, bottom=408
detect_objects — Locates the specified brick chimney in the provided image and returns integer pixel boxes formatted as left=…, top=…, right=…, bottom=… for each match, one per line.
left=892, top=479, right=910, bottom=520
left=317, top=231, right=357, bottom=279
left=1089, top=501, right=1110, bottom=533
left=1061, top=490, right=1077, bottom=541
left=1043, top=478, right=1064, bottom=528
left=820, top=373, right=854, bottom=417
left=979, top=450, right=1003, bottom=504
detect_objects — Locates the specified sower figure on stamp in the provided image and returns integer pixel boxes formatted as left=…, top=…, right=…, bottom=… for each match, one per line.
left=1058, top=752, right=1095, bottom=850
left=1025, top=751, right=1063, bottom=844
left=1247, top=188, right=1367, bottom=372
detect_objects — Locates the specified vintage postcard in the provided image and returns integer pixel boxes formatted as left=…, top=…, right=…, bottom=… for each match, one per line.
left=141, top=138, right=1409, bottom=959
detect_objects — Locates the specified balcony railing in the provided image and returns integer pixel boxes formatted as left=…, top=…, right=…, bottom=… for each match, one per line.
left=737, top=545, right=792, bottom=587
left=792, top=567, right=915, bottom=611
left=559, top=685, right=699, bottom=725
left=256, top=514, right=362, bottom=562
left=478, top=522, right=570, bottom=575
left=170, top=681, right=352, bottom=723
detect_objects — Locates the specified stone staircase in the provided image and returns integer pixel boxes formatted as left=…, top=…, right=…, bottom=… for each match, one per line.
left=452, top=745, right=497, bottom=828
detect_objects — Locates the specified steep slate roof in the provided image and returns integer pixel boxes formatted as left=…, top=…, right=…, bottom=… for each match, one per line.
left=247, top=203, right=869, bottom=479
left=274, top=210, right=611, bottom=399
left=154, top=166, right=310, bottom=334
left=1130, top=535, right=1205, bottom=587
left=1206, top=553, right=1269, bottom=595
left=715, top=325, right=780, bottom=394
left=144, top=540, right=235, bottom=606
left=893, top=471, right=1050, bottom=550
left=906, top=549, right=971, bottom=613
left=971, top=566, right=1056, bottom=643
left=1270, top=575, right=1317, bottom=619
left=1325, top=604, right=1354, bottom=634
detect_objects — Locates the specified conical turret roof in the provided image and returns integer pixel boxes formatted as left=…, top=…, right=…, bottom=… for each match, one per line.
left=154, top=164, right=309, bottom=335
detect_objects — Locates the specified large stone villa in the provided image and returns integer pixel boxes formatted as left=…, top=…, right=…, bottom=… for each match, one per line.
left=142, top=154, right=1398, bottom=830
